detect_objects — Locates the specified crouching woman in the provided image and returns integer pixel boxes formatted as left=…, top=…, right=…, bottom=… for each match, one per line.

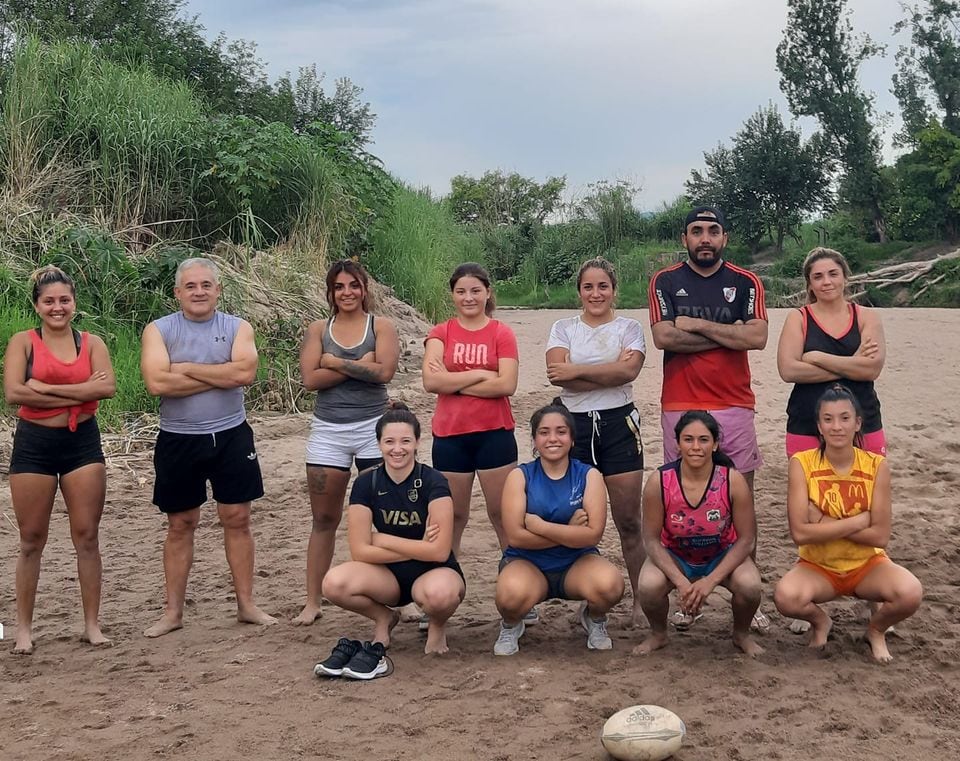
left=322, top=403, right=465, bottom=666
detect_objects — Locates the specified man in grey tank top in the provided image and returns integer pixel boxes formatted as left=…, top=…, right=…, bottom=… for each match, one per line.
left=140, top=257, right=276, bottom=637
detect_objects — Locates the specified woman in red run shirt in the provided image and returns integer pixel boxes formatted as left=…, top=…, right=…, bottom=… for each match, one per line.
left=3, top=266, right=116, bottom=654
left=422, top=263, right=519, bottom=555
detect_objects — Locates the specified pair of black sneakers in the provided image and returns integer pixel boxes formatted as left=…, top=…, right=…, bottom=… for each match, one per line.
left=314, top=638, right=390, bottom=680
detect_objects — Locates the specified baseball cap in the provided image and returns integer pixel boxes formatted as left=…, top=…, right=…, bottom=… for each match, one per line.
left=683, top=205, right=727, bottom=231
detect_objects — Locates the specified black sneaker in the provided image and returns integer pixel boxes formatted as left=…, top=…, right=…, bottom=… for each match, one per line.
left=341, top=641, right=389, bottom=680
left=314, top=638, right=362, bottom=677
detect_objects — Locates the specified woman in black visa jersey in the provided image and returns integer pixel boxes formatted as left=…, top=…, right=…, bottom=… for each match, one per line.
left=321, top=403, right=465, bottom=655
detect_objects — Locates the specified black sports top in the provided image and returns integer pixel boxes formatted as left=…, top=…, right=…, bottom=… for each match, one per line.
left=785, top=304, right=882, bottom=435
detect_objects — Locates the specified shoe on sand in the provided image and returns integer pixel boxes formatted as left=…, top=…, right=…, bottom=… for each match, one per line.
left=314, top=637, right=362, bottom=677
left=579, top=603, right=612, bottom=651
left=493, top=621, right=525, bottom=656
left=671, top=609, right=703, bottom=631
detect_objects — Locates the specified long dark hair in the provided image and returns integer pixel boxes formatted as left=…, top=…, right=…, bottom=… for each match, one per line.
left=529, top=398, right=576, bottom=458
left=674, top=410, right=735, bottom=468
left=325, top=259, right=372, bottom=314
left=814, top=383, right=864, bottom=455
left=449, top=262, right=495, bottom=316
left=376, top=401, right=421, bottom=440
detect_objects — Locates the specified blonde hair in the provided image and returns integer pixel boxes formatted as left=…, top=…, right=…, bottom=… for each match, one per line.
left=576, top=256, right=618, bottom=291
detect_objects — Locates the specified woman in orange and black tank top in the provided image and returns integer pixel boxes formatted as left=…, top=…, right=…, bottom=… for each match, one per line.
left=3, top=266, right=116, bottom=654
left=777, top=248, right=887, bottom=459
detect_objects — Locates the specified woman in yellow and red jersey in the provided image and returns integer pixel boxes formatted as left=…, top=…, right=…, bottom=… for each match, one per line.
left=774, top=384, right=922, bottom=663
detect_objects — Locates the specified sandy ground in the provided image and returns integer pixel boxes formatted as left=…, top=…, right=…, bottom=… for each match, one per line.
left=2, top=307, right=959, bottom=760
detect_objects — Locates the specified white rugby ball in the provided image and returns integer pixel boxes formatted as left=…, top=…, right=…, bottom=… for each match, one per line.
left=601, top=704, right=686, bottom=761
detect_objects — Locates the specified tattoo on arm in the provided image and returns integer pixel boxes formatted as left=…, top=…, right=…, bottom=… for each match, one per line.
left=340, top=360, right=381, bottom=383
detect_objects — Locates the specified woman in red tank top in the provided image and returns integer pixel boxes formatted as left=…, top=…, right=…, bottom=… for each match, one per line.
left=3, top=266, right=116, bottom=654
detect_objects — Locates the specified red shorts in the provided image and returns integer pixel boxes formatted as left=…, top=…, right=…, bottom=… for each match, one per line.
left=798, top=554, right=890, bottom=597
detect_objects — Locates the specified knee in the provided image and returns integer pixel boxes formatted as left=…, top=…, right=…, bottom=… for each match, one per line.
left=218, top=506, right=250, bottom=531
left=773, top=581, right=803, bottom=614
left=896, top=577, right=923, bottom=613
left=418, top=583, right=462, bottom=614
left=321, top=568, right=349, bottom=601
left=610, top=500, right=641, bottom=536
left=729, top=570, right=762, bottom=604
left=310, top=511, right=341, bottom=533
left=19, top=529, right=48, bottom=556
left=167, top=513, right=200, bottom=537
left=597, top=572, right=626, bottom=607
left=70, top=524, right=100, bottom=553
left=495, top=580, right=533, bottom=619
left=637, top=567, right=669, bottom=605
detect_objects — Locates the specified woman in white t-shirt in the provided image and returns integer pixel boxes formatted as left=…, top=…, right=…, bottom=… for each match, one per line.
left=546, top=257, right=646, bottom=624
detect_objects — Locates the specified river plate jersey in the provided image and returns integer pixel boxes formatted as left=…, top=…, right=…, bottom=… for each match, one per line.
left=648, top=260, right=766, bottom=411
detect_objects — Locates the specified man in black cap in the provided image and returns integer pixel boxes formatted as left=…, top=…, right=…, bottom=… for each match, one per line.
left=646, top=206, right=769, bottom=630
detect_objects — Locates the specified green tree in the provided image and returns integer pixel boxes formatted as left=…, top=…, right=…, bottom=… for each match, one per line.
left=893, top=1, right=960, bottom=144
left=777, top=0, right=889, bottom=242
left=448, top=171, right=565, bottom=226
left=688, top=105, right=831, bottom=254
left=574, top=180, right=641, bottom=250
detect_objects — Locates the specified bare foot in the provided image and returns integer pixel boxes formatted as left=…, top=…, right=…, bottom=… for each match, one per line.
left=865, top=626, right=893, bottom=663
left=632, top=632, right=668, bottom=655
left=81, top=625, right=112, bottom=647
left=733, top=632, right=765, bottom=657
left=424, top=623, right=449, bottom=654
left=144, top=614, right=183, bottom=638
left=13, top=632, right=34, bottom=655
left=399, top=602, right=422, bottom=623
left=291, top=604, right=322, bottom=626
left=374, top=609, right=402, bottom=648
left=237, top=606, right=278, bottom=626
left=807, top=616, right=832, bottom=649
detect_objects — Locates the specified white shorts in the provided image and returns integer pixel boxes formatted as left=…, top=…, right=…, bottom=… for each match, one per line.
left=305, top=415, right=381, bottom=469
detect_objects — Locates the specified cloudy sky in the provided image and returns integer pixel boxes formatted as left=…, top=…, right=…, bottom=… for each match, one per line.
left=185, top=0, right=912, bottom=209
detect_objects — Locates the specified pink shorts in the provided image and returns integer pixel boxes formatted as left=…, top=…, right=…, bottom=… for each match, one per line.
left=661, top=407, right=763, bottom=473
left=785, top=429, right=887, bottom=459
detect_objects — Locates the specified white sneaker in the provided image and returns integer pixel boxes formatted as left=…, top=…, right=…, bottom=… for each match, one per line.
left=493, top=621, right=525, bottom=656
left=579, top=603, right=613, bottom=650
left=522, top=607, right=541, bottom=626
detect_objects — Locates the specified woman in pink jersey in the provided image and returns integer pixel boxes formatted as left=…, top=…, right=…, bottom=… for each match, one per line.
left=634, top=410, right=763, bottom=657
left=774, top=385, right=922, bottom=663
left=3, top=266, right=116, bottom=654
left=422, top=263, right=519, bottom=556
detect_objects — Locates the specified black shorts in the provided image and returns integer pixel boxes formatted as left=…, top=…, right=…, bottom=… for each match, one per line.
left=153, top=421, right=264, bottom=513
left=9, top=418, right=105, bottom=477
left=386, top=558, right=465, bottom=607
left=432, top=428, right=518, bottom=473
left=571, top=403, right=643, bottom=476
left=499, top=551, right=599, bottom=601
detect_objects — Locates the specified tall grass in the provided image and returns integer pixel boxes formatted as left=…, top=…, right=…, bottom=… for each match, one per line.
left=367, top=185, right=482, bottom=322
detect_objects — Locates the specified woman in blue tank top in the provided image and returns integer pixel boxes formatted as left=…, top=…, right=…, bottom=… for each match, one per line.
left=493, top=401, right=624, bottom=656
left=294, top=260, right=400, bottom=625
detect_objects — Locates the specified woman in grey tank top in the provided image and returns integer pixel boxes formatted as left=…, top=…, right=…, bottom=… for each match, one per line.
left=293, top=260, right=400, bottom=625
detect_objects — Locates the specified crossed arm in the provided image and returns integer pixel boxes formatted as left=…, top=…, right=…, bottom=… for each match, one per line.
left=652, top=316, right=768, bottom=354
left=3, top=332, right=116, bottom=407
left=786, top=458, right=891, bottom=548
left=301, top=317, right=400, bottom=391
left=346, top=497, right=454, bottom=564
left=421, top=337, right=519, bottom=398
left=777, top=308, right=885, bottom=384
left=642, top=469, right=758, bottom=614
left=141, top=320, right=258, bottom=398
left=501, top=467, right=608, bottom=551
left=545, top=346, right=644, bottom=392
